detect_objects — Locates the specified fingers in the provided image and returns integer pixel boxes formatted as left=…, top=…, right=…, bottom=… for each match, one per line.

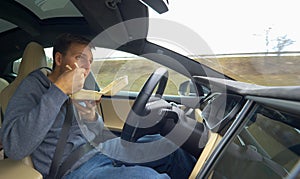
left=73, top=101, right=96, bottom=112
left=69, top=68, right=86, bottom=89
left=55, top=68, right=86, bottom=94
left=73, top=100, right=97, bottom=121
left=65, top=63, right=85, bottom=76
left=85, top=100, right=96, bottom=108
left=73, top=68, right=86, bottom=78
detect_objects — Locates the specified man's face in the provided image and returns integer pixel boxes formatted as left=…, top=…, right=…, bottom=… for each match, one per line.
left=59, top=43, right=93, bottom=78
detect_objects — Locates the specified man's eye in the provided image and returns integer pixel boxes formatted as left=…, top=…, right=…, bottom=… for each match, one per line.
left=76, top=56, right=86, bottom=61
left=76, top=55, right=92, bottom=63
left=75, top=56, right=81, bottom=60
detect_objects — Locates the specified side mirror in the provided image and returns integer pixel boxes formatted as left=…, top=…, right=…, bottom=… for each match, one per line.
left=179, top=80, right=195, bottom=96
left=179, top=80, right=210, bottom=97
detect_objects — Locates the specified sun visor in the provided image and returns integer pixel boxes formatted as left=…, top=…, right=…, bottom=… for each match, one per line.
left=139, top=0, right=169, bottom=14
left=71, top=0, right=129, bottom=45
left=71, top=0, right=150, bottom=49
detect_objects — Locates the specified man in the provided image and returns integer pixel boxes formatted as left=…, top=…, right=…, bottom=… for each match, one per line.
left=1, top=33, right=195, bottom=178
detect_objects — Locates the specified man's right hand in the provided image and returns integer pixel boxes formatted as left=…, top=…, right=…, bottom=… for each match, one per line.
left=54, top=68, right=87, bottom=95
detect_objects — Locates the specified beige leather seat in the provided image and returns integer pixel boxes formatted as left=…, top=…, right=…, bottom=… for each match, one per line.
left=0, top=42, right=47, bottom=117
left=0, top=78, right=9, bottom=93
left=0, top=41, right=47, bottom=179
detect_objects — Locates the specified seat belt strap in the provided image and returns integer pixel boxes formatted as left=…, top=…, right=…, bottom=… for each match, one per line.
left=47, top=98, right=74, bottom=179
left=57, top=142, right=94, bottom=178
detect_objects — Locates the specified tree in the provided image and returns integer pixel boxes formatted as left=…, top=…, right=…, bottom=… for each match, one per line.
left=265, top=27, right=272, bottom=53
left=273, top=35, right=295, bottom=56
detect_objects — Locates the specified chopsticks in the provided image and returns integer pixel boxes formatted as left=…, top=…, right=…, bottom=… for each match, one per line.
left=66, top=62, right=79, bottom=70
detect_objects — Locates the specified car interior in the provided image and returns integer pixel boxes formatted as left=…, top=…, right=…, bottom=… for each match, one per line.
left=0, top=79, right=9, bottom=93
left=0, top=0, right=299, bottom=179
left=0, top=41, right=47, bottom=178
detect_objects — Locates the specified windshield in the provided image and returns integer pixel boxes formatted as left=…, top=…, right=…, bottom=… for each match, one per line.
left=148, top=0, right=300, bottom=86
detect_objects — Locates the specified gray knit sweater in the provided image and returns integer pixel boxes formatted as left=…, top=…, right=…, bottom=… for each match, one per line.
left=1, top=69, right=103, bottom=177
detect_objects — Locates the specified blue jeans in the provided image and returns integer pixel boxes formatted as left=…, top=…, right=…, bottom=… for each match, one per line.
left=65, top=135, right=196, bottom=178
left=64, top=153, right=170, bottom=179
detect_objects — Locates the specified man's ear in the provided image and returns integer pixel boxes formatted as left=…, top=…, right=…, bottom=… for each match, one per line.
left=54, top=52, right=63, bottom=67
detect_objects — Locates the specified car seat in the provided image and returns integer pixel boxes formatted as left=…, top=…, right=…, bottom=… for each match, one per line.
left=0, top=78, right=9, bottom=93
left=0, top=41, right=47, bottom=179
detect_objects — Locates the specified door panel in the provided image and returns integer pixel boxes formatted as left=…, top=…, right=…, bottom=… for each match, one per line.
left=100, top=97, right=134, bottom=131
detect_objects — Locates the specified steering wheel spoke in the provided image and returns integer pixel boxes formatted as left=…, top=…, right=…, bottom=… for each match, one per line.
left=121, top=68, right=169, bottom=143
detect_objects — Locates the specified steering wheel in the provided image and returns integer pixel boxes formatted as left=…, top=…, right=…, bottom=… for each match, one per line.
left=121, top=67, right=169, bottom=143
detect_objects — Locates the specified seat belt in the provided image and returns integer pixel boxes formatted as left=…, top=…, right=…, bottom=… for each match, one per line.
left=47, top=98, right=74, bottom=179
left=49, top=98, right=105, bottom=178
left=56, top=143, right=94, bottom=178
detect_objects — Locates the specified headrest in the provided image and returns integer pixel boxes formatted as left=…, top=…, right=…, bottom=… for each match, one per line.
left=17, top=42, right=47, bottom=80
left=0, top=42, right=47, bottom=117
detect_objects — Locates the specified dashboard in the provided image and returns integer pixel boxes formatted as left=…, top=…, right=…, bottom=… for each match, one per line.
left=201, top=93, right=244, bottom=133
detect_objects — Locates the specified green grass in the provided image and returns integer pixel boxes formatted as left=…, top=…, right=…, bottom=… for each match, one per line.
left=91, top=55, right=300, bottom=95
left=91, top=59, right=187, bottom=95
left=194, top=55, right=300, bottom=86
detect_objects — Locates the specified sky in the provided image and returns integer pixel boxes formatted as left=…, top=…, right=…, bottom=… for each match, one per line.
left=44, top=0, right=300, bottom=58
left=147, top=0, right=300, bottom=55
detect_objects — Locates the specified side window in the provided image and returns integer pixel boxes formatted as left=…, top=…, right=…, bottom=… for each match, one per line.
left=91, top=47, right=190, bottom=96
left=13, top=47, right=53, bottom=73
left=209, top=105, right=300, bottom=179
left=12, top=46, right=190, bottom=96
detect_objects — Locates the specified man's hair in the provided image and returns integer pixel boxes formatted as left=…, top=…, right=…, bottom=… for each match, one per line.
left=52, top=33, right=95, bottom=69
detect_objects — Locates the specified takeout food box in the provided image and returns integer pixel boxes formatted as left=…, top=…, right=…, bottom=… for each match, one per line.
left=71, top=75, right=128, bottom=100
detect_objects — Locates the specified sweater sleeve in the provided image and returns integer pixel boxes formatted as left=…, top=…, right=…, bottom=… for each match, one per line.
left=1, top=75, right=69, bottom=160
